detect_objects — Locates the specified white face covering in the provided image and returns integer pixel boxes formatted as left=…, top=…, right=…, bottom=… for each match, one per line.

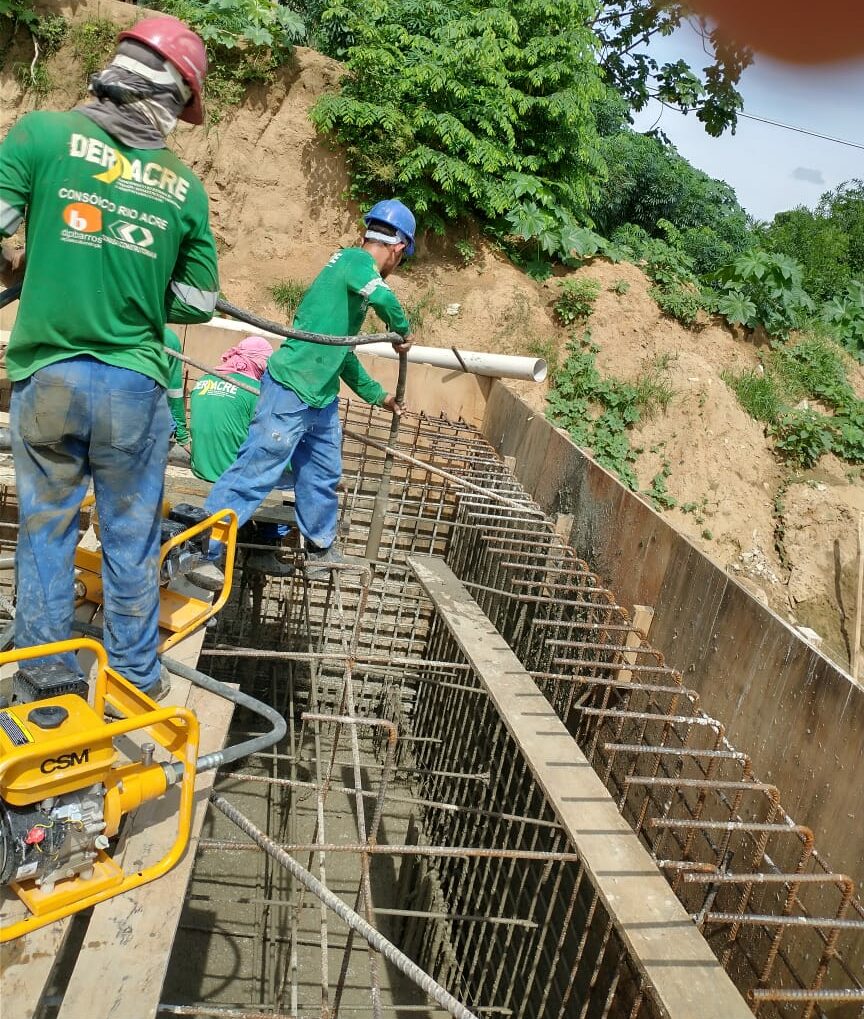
left=108, top=53, right=192, bottom=137
left=77, top=41, right=193, bottom=149
left=365, top=229, right=404, bottom=247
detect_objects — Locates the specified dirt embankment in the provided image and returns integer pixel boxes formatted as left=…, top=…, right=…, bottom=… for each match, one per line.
left=4, top=2, right=864, bottom=670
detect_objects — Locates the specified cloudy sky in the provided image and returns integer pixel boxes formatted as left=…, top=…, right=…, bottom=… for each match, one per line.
left=631, top=24, right=864, bottom=223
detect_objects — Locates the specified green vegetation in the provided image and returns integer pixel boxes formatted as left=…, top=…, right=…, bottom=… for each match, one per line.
left=721, top=368, right=782, bottom=425
left=646, top=461, right=676, bottom=509
left=547, top=334, right=673, bottom=489
left=554, top=278, right=602, bottom=326
left=270, top=278, right=307, bottom=317
left=70, top=18, right=115, bottom=81
left=152, top=0, right=304, bottom=120
left=403, top=288, right=443, bottom=335
left=724, top=336, right=864, bottom=467
left=311, top=0, right=607, bottom=266
left=455, top=239, right=477, bottom=266
left=712, top=251, right=814, bottom=338
left=592, top=2, right=751, bottom=137
left=5, top=6, right=67, bottom=98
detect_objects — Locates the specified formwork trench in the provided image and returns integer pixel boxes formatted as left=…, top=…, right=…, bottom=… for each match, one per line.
left=155, top=401, right=864, bottom=1019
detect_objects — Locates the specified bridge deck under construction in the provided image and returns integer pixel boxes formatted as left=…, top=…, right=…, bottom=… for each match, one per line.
left=1, top=398, right=863, bottom=1019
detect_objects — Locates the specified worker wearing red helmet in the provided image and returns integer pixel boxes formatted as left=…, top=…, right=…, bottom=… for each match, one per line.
left=0, top=17, right=219, bottom=704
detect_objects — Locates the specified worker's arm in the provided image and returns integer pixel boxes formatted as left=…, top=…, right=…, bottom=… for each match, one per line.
left=0, top=116, right=32, bottom=290
left=346, top=256, right=411, bottom=344
left=365, top=280, right=411, bottom=343
left=165, top=192, right=219, bottom=324
left=167, top=361, right=190, bottom=446
left=163, top=329, right=190, bottom=444
left=340, top=351, right=389, bottom=407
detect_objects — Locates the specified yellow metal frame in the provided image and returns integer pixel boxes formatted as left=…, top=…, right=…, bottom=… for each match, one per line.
left=74, top=506, right=238, bottom=652
left=0, top=639, right=199, bottom=942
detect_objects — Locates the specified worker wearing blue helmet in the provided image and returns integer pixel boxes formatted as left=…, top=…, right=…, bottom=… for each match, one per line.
left=195, top=199, right=415, bottom=584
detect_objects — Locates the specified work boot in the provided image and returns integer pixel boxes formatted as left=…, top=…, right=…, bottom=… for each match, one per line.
left=185, top=559, right=225, bottom=593
left=104, top=665, right=171, bottom=719
left=245, top=549, right=296, bottom=577
left=304, top=544, right=345, bottom=581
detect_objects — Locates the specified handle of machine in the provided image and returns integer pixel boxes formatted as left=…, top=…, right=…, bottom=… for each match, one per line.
left=0, top=282, right=22, bottom=310
left=70, top=621, right=286, bottom=780
left=159, top=653, right=287, bottom=778
left=364, top=349, right=408, bottom=559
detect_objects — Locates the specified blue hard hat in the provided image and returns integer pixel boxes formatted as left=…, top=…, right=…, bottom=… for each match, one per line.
left=363, top=199, right=416, bottom=256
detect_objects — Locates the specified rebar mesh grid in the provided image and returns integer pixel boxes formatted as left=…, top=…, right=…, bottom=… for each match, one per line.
left=2, top=390, right=858, bottom=1018
left=160, top=400, right=863, bottom=1017
left=433, top=454, right=864, bottom=1019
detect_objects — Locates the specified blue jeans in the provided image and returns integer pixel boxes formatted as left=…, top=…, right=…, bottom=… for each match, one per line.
left=205, top=373, right=341, bottom=554
left=11, top=356, right=172, bottom=691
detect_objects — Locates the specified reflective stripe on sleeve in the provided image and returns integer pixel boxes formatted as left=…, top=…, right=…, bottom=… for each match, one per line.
left=170, top=281, right=218, bottom=313
left=0, top=198, right=24, bottom=236
left=167, top=388, right=184, bottom=398
left=358, top=277, right=389, bottom=298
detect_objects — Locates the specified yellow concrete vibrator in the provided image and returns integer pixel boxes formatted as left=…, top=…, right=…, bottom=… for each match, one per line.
left=0, top=638, right=199, bottom=941
left=74, top=501, right=239, bottom=652
left=0, top=505, right=286, bottom=941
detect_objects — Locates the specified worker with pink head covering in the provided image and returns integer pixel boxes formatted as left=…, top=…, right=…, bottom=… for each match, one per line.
left=213, top=335, right=274, bottom=382
left=190, top=336, right=275, bottom=483
left=189, top=335, right=293, bottom=574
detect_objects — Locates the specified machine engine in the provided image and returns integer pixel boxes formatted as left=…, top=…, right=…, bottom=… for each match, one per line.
left=0, top=644, right=199, bottom=942
left=0, top=665, right=116, bottom=893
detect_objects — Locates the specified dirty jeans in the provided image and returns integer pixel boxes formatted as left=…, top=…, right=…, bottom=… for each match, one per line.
left=204, top=373, right=341, bottom=556
left=11, top=356, right=172, bottom=691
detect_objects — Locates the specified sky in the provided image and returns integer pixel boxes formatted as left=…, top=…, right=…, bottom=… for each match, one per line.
left=631, top=23, right=864, bottom=223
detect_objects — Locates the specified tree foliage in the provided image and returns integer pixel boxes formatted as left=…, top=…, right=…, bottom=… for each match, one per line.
left=592, top=2, right=752, bottom=136
left=153, top=0, right=304, bottom=117
left=759, top=207, right=850, bottom=301
left=713, top=251, right=814, bottom=338
left=311, top=0, right=606, bottom=261
left=592, top=129, right=750, bottom=274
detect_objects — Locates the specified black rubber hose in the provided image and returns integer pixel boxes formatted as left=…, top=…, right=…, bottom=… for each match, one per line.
left=159, top=652, right=287, bottom=779
left=71, top=620, right=286, bottom=778
left=215, top=297, right=402, bottom=347
left=0, top=282, right=22, bottom=309
left=2, top=285, right=400, bottom=347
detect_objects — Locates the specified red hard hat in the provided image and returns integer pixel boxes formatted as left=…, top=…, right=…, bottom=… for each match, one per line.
left=118, top=16, right=206, bottom=125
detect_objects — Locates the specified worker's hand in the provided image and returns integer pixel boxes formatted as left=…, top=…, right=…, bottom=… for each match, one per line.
left=0, top=244, right=25, bottom=285
left=382, top=394, right=405, bottom=416
left=392, top=337, right=412, bottom=355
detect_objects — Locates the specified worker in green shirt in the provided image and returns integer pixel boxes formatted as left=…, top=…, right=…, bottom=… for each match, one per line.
left=189, top=336, right=296, bottom=575
left=164, top=327, right=190, bottom=449
left=190, top=336, right=273, bottom=483
left=0, top=17, right=218, bottom=700
left=203, top=200, right=414, bottom=581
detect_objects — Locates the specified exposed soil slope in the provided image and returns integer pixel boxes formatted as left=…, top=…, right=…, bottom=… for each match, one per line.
left=4, top=1, right=864, bottom=669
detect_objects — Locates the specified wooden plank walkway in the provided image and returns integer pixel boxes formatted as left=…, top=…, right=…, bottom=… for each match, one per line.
left=409, top=554, right=754, bottom=1019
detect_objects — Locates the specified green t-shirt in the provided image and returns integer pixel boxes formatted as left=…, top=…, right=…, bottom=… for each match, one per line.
left=0, top=110, right=219, bottom=386
left=189, top=372, right=260, bottom=482
left=267, top=247, right=410, bottom=408
left=164, top=327, right=189, bottom=444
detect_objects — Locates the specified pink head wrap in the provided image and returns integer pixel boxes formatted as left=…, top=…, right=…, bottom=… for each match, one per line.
left=216, top=335, right=274, bottom=381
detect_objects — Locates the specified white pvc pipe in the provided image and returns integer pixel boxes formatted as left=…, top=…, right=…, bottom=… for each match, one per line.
left=360, top=343, right=547, bottom=382
left=199, top=316, right=547, bottom=383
